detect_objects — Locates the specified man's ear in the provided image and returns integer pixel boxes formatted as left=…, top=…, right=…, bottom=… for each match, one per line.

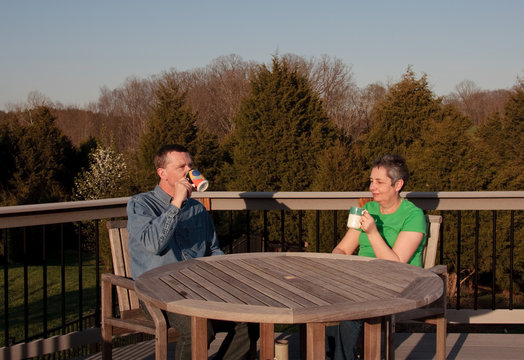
left=157, top=167, right=166, bottom=180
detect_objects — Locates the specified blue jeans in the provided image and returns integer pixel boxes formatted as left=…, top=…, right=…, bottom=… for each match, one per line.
left=326, top=320, right=363, bottom=360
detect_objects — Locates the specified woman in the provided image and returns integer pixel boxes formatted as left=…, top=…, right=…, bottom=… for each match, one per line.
left=326, top=154, right=427, bottom=360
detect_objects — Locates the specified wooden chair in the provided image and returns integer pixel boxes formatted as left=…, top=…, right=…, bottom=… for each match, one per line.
left=101, top=197, right=261, bottom=360
left=386, top=214, right=447, bottom=360
left=101, top=219, right=180, bottom=360
left=315, top=199, right=447, bottom=360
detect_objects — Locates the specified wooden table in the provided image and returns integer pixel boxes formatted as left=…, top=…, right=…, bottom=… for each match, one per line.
left=135, top=252, right=443, bottom=360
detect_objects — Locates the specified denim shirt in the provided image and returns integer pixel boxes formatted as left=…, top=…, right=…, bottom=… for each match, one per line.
left=126, top=185, right=223, bottom=279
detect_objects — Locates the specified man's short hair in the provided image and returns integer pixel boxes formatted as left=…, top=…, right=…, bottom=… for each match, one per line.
left=373, top=154, right=410, bottom=190
left=154, top=144, right=190, bottom=169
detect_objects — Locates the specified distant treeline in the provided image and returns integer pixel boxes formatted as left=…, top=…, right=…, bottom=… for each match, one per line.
left=1, top=55, right=522, bottom=292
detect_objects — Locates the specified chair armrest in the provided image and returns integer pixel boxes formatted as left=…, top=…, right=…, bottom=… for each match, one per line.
left=427, top=264, right=447, bottom=276
left=102, top=272, right=136, bottom=291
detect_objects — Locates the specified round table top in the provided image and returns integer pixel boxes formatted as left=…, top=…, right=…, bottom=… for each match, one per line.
left=135, top=252, right=443, bottom=324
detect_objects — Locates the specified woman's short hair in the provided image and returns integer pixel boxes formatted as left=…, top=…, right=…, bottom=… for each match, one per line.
left=373, top=154, right=410, bottom=190
left=154, top=144, right=190, bottom=169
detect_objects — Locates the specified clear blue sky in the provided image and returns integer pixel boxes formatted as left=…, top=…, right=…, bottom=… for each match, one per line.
left=1, top=0, right=523, bottom=110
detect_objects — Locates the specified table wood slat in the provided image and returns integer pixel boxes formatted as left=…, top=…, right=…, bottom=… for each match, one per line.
left=300, top=257, right=407, bottom=300
left=178, top=264, right=253, bottom=304
left=256, top=256, right=369, bottom=303
left=307, top=257, right=412, bottom=295
left=196, top=261, right=281, bottom=307
left=203, top=258, right=311, bottom=308
left=243, top=257, right=351, bottom=305
left=215, top=258, right=329, bottom=307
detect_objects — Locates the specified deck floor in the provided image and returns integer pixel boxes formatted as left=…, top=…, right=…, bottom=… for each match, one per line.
left=82, top=332, right=524, bottom=359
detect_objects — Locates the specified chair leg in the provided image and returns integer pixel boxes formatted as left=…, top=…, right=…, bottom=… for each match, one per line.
left=145, top=302, right=168, bottom=360
left=101, top=323, right=113, bottom=360
left=435, top=316, right=446, bottom=360
left=385, top=315, right=395, bottom=360
left=101, top=279, right=113, bottom=360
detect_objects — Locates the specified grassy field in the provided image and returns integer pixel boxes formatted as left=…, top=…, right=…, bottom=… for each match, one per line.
left=1, top=253, right=104, bottom=345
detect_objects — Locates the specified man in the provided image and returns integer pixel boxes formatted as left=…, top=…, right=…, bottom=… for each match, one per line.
left=127, top=144, right=251, bottom=360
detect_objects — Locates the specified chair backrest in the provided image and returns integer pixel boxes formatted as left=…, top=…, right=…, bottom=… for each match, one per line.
left=422, top=215, right=442, bottom=269
left=106, top=220, right=140, bottom=313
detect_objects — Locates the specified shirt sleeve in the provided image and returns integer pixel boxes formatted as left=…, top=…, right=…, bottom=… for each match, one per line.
left=201, top=209, right=224, bottom=256
left=402, top=206, right=427, bottom=234
left=126, top=196, right=181, bottom=255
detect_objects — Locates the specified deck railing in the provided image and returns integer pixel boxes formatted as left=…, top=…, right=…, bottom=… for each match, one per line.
left=1, top=191, right=523, bottom=358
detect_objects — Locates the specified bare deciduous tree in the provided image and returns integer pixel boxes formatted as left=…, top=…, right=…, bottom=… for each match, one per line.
left=445, top=80, right=510, bottom=125
left=94, top=76, right=155, bottom=151
left=283, top=54, right=363, bottom=137
left=185, top=54, right=255, bottom=137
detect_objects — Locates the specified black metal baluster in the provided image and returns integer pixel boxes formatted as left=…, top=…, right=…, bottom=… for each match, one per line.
left=263, top=210, right=268, bottom=252
left=246, top=211, right=251, bottom=253
left=456, top=211, right=461, bottom=310
left=316, top=211, right=320, bottom=253
left=492, top=211, right=497, bottom=310
left=439, top=213, right=444, bottom=265
left=23, top=228, right=29, bottom=341
left=280, top=210, right=285, bottom=251
left=298, top=210, right=303, bottom=251
left=474, top=210, right=479, bottom=310
left=509, top=211, right=514, bottom=310
left=78, top=226, right=83, bottom=331
left=229, top=211, right=233, bottom=254
left=95, top=220, right=101, bottom=326
left=61, top=224, right=66, bottom=334
left=3, top=229, right=9, bottom=346
left=333, top=210, right=338, bottom=249
left=43, top=225, right=48, bottom=338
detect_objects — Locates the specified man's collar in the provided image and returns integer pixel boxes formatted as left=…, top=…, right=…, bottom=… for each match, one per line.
left=154, top=185, right=188, bottom=208
left=154, top=185, right=173, bottom=205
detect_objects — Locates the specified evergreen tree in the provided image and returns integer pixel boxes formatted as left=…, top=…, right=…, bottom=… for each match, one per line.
left=134, top=76, right=223, bottom=192
left=476, top=79, right=524, bottom=191
left=409, top=104, right=475, bottom=191
left=359, top=69, right=441, bottom=165
left=224, top=56, right=339, bottom=251
left=470, top=79, right=524, bottom=292
left=10, top=106, right=77, bottom=204
left=227, top=56, right=338, bottom=192
left=0, top=121, right=17, bottom=205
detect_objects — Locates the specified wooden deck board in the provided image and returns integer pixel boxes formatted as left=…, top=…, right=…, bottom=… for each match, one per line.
left=78, top=332, right=524, bottom=360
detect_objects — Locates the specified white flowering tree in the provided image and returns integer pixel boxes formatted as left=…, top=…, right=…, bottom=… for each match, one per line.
left=73, top=144, right=128, bottom=268
left=73, top=145, right=127, bottom=200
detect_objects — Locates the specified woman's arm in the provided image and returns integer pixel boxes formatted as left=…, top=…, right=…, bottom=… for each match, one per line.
left=333, top=227, right=360, bottom=255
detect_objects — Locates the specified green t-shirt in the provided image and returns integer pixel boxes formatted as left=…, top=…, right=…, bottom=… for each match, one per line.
left=357, top=199, right=427, bottom=267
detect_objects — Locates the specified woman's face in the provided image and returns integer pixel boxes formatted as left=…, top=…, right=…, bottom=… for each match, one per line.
left=369, top=166, right=402, bottom=203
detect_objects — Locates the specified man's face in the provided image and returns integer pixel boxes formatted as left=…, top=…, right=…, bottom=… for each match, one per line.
left=158, top=151, right=193, bottom=185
